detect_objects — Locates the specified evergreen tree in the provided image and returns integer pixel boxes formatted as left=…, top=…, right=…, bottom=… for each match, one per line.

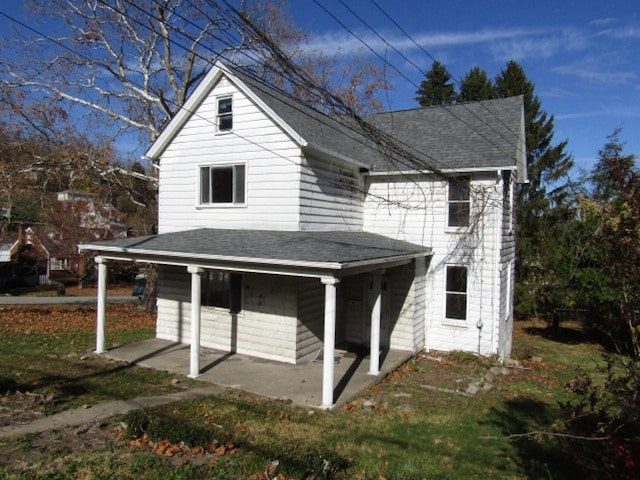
left=415, top=61, right=457, bottom=106
left=458, top=66, right=494, bottom=102
left=494, top=61, right=574, bottom=315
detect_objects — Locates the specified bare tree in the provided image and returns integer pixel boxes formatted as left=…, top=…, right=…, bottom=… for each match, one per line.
left=1, top=0, right=391, bottom=309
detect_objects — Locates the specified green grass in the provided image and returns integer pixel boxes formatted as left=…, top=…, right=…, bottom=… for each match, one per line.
left=0, top=315, right=614, bottom=479
left=0, top=305, right=200, bottom=414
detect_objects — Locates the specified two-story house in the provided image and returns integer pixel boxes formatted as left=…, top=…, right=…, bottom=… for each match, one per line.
left=81, top=62, right=526, bottom=408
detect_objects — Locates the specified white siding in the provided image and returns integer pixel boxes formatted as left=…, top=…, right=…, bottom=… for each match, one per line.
left=299, top=155, right=364, bottom=231
left=296, top=278, right=325, bottom=361
left=364, top=172, right=504, bottom=356
left=157, top=76, right=302, bottom=233
left=156, top=266, right=299, bottom=363
left=387, top=265, right=419, bottom=352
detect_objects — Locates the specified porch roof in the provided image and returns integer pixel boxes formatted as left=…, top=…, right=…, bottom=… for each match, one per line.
left=80, top=228, right=432, bottom=278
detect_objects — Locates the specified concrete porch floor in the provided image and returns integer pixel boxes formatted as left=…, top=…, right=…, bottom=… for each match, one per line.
left=103, top=339, right=413, bottom=409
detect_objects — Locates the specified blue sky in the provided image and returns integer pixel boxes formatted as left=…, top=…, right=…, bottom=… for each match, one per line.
left=1, top=1, right=638, bottom=174
left=288, top=0, right=640, bottom=172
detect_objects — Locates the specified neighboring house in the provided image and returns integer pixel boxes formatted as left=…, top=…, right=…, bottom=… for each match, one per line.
left=81, top=62, right=526, bottom=407
left=43, top=190, right=128, bottom=275
left=0, top=226, right=50, bottom=288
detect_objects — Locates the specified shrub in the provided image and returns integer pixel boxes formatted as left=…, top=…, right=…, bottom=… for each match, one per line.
left=558, top=355, right=640, bottom=479
left=122, top=408, right=150, bottom=439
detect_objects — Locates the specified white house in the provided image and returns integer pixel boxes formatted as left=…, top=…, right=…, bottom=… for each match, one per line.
left=81, top=62, right=526, bottom=408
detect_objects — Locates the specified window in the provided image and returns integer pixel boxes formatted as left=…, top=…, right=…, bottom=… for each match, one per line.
left=200, top=164, right=245, bottom=205
left=445, top=266, right=467, bottom=320
left=217, top=97, right=233, bottom=131
left=447, top=177, right=470, bottom=227
left=202, top=270, right=242, bottom=313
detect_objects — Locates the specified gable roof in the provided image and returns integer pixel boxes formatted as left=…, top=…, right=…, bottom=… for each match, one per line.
left=365, top=96, right=526, bottom=175
left=146, top=61, right=526, bottom=180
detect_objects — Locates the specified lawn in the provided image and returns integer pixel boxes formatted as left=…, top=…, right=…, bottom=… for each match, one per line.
left=0, top=307, right=610, bottom=480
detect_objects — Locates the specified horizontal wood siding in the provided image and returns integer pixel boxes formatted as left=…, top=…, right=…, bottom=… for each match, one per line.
left=157, top=76, right=302, bottom=233
left=156, top=265, right=191, bottom=343
left=299, top=155, right=364, bottom=231
left=156, top=266, right=299, bottom=363
left=364, top=173, right=503, bottom=355
left=296, top=278, right=324, bottom=361
left=387, top=265, right=418, bottom=352
left=413, top=257, right=427, bottom=350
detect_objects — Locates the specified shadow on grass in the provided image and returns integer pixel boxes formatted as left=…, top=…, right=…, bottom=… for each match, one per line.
left=522, top=324, right=590, bottom=345
left=482, top=398, right=578, bottom=480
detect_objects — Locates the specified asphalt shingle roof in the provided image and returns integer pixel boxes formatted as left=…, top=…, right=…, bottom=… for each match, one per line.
left=86, top=228, right=430, bottom=269
left=231, top=66, right=524, bottom=173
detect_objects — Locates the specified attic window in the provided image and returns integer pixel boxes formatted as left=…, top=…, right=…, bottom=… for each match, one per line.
left=217, top=97, right=233, bottom=132
left=200, top=164, right=245, bottom=205
left=447, top=176, right=470, bottom=227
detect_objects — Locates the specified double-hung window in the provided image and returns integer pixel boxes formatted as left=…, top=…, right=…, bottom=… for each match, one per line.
left=445, top=265, right=468, bottom=320
left=447, top=176, right=470, bottom=227
left=201, top=270, right=242, bottom=313
left=217, top=97, right=233, bottom=132
left=200, top=164, right=246, bottom=205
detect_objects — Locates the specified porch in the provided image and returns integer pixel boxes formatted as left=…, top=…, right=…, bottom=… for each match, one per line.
left=104, top=338, right=413, bottom=409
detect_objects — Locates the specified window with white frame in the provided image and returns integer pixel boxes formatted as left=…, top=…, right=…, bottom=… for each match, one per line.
left=445, top=265, right=468, bottom=320
left=199, top=164, right=245, bottom=205
left=447, top=176, right=470, bottom=227
left=217, top=97, right=233, bottom=132
left=201, top=270, right=242, bottom=313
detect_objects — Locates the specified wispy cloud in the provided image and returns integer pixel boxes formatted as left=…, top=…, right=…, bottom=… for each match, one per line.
left=589, top=17, right=619, bottom=27
left=553, top=63, right=637, bottom=85
left=596, top=26, right=640, bottom=39
left=303, top=26, right=568, bottom=60
left=307, top=27, right=589, bottom=66
left=543, top=87, right=581, bottom=99
left=489, top=28, right=588, bottom=60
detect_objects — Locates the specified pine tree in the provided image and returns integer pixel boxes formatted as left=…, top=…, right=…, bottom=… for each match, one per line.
left=458, top=66, right=494, bottom=102
left=495, top=61, right=574, bottom=315
left=415, top=61, right=457, bottom=106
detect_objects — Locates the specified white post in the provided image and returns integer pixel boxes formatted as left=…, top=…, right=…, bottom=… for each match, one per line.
left=95, top=256, right=107, bottom=354
left=188, top=265, right=203, bottom=378
left=321, top=276, right=340, bottom=409
left=369, top=270, right=382, bottom=375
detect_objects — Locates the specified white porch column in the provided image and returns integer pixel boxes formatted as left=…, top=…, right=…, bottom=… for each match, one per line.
left=95, top=256, right=107, bottom=354
left=188, top=265, right=204, bottom=378
left=368, top=270, right=383, bottom=375
left=321, top=276, right=340, bottom=409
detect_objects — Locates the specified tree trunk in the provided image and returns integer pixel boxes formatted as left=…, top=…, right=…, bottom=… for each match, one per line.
left=140, top=263, right=157, bottom=312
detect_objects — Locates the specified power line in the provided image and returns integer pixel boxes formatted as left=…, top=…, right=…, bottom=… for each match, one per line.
left=0, top=1, right=512, bottom=213
left=368, top=0, right=525, bottom=146
left=318, top=0, right=525, bottom=161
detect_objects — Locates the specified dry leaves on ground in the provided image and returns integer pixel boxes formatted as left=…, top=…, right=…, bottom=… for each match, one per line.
left=0, top=305, right=155, bottom=335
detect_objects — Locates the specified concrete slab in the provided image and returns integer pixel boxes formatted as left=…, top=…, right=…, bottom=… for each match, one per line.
left=104, top=339, right=413, bottom=409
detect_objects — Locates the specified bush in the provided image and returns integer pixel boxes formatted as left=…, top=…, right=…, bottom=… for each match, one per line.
left=558, top=355, right=640, bottom=479
left=122, top=408, right=150, bottom=439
